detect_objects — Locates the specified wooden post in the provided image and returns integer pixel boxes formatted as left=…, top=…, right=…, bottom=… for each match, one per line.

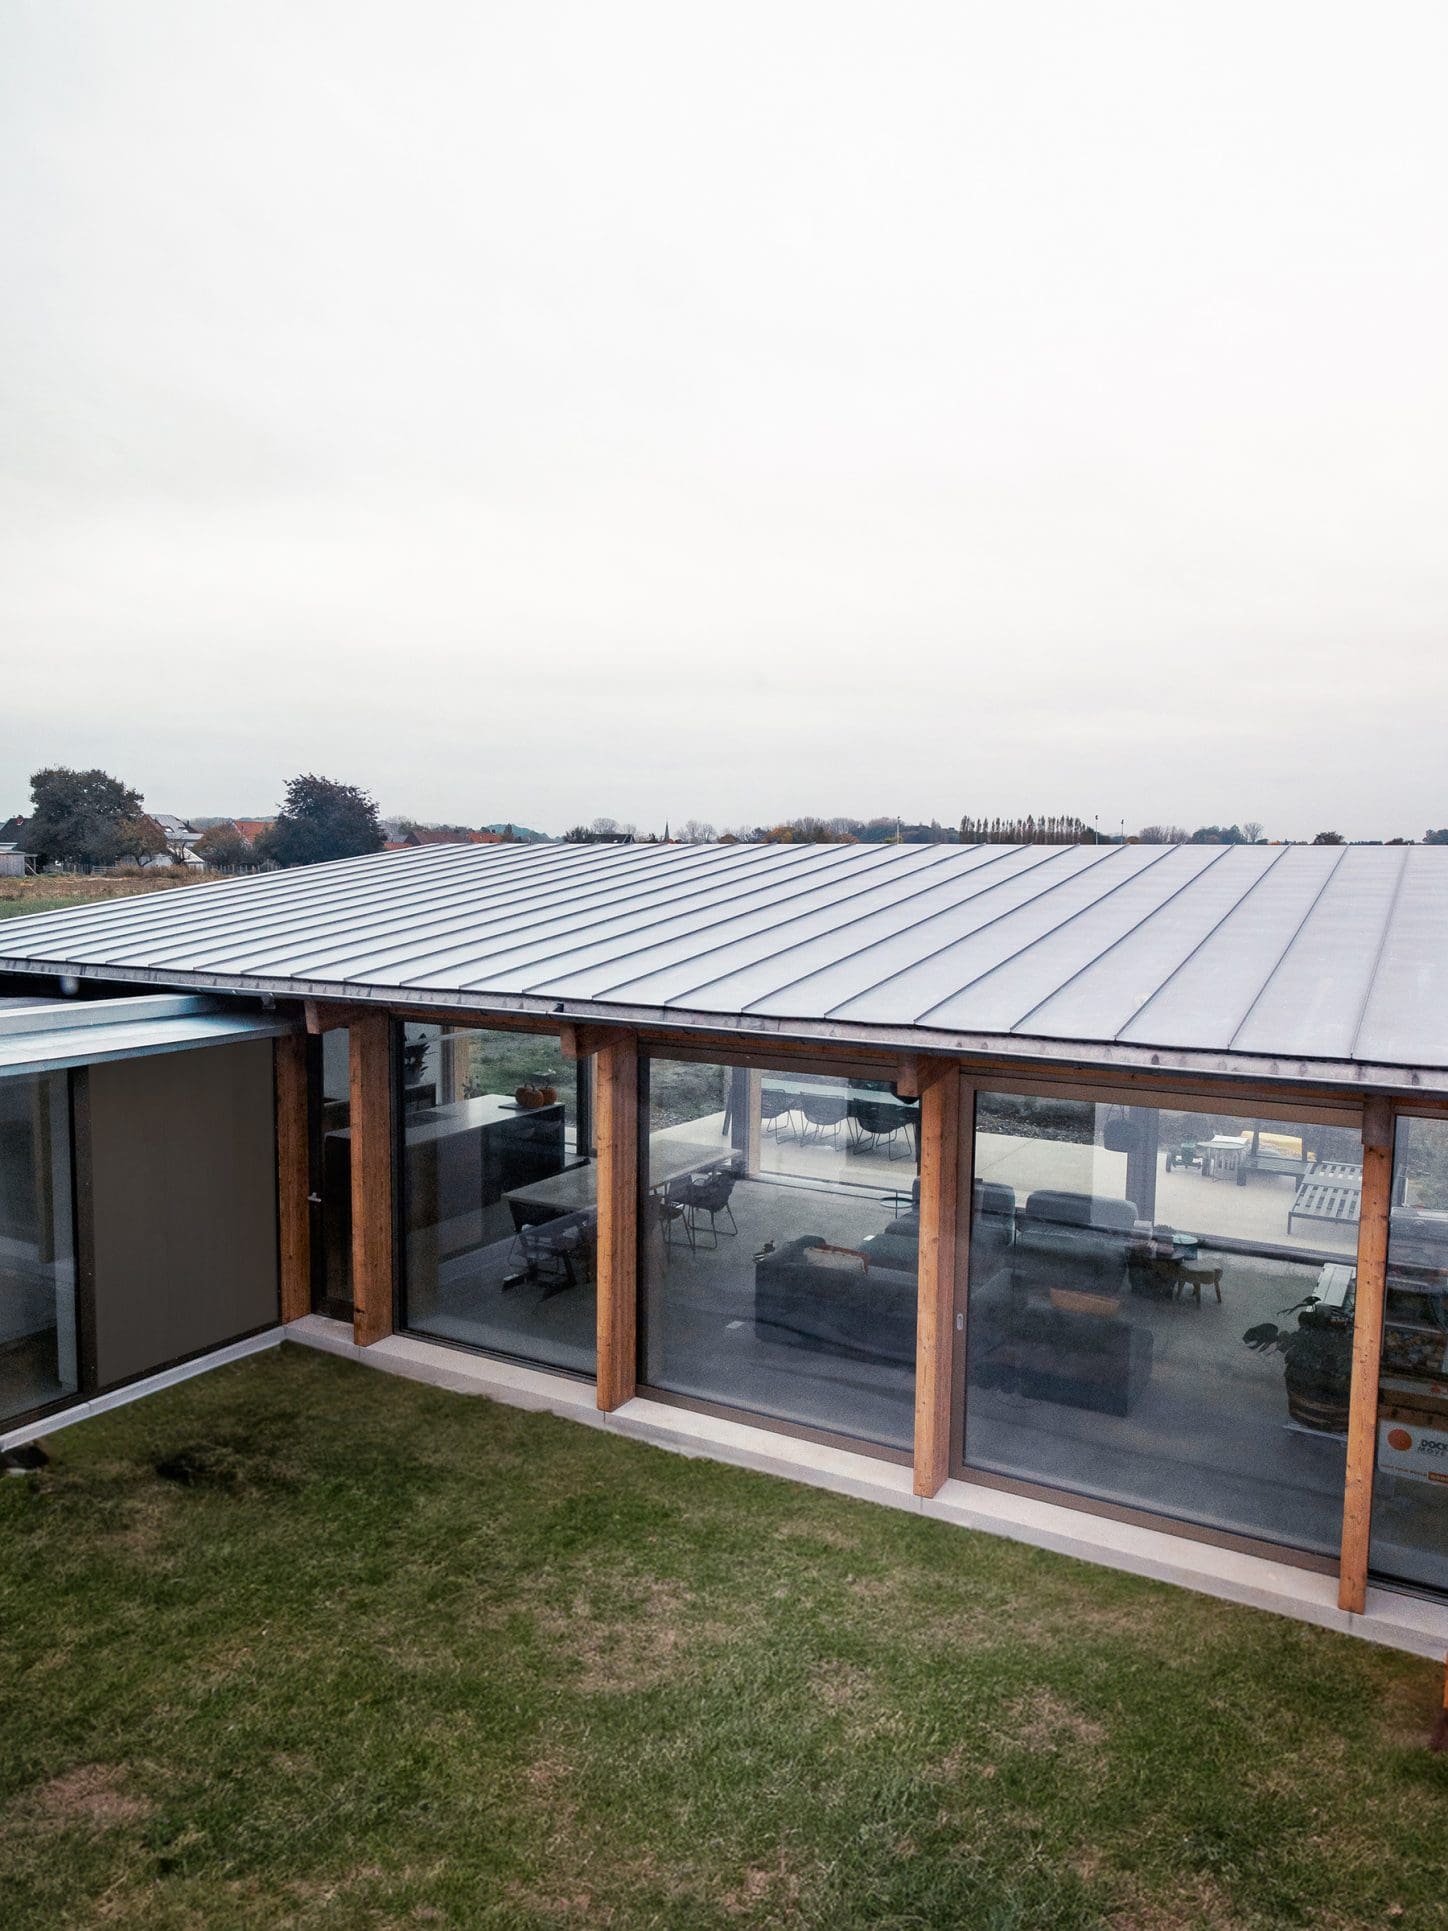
left=595, top=1032, right=639, bottom=1411
left=275, top=1032, right=312, bottom=1323
left=1338, top=1096, right=1395, bottom=1612
left=913, top=1062, right=961, bottom=1498
left=349, top=1011, right=395, bottom=1347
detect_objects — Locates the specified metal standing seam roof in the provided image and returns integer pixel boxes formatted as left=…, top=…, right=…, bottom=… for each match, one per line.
left=0, top=841, right=1444, bottom=1091
left=0, top=991, right=295, bottom=1076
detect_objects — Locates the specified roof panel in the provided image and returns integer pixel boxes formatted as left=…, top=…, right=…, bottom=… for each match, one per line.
left=1115, top=845, right=1346, bottom=1052
left=1230, top=845, right=1408, bottom=1059
left=0, top=841, right=1445, bottom=1080
left=1350, top=846, right=1448, bottom=1066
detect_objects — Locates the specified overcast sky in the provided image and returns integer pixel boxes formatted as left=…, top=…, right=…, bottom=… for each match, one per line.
left=2, top=2, right=1445, bottom=841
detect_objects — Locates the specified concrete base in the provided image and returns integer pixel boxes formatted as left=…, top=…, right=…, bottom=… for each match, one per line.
left=1, top=1326, right=284, bottom=1451
left=9, top=1313, right=1443, bottom=1664
left=284, top=1316, right=1448, bottom=1662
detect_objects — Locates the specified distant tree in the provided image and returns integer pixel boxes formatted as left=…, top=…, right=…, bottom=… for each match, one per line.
left=677, top=820, right=717, bottom=843
left=194, top=823, right=255, bottom=870
left=1425, top=828, right=1448, bottom=845
left=1137, top=825, right=1190, bottom=845
left=1241, top=821, right=1265, bottom=845
left=256, top=774, right=385, bottom=868
left=1312, top=830, right=1346, bottom=845
left=25, top=766, right=160, bottom=867
left=1189, top=824, right=1245, bottom=845
left=960, top=812, right=1092, bottom=845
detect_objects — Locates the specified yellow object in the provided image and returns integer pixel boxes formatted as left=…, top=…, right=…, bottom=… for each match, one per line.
left=1255, top=1131, right=1303, bottom=1159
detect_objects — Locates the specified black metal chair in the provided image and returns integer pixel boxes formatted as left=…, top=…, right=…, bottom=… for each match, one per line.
left=679, top=1169, right=738, bottom=1247
left=657, top=1180, right=695, bottom=1261
left=507, top=1210, right=596, bottom=1294
left=850, top=1099, right=911, bottom=1160
left=799, top=1091, right=848, bottom=1147
left=759, top=1085, right=799, bottom=1140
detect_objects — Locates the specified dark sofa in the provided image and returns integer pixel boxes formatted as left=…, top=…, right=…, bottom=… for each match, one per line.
left=969, top=1189, right=1153, bottom=1417
left=751, top=1179, right=1018, bottom=1369
left=753, top=1234, right=918, bottom=1367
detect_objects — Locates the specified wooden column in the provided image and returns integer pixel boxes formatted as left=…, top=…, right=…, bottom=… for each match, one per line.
left=1338, top=1096, right=1395, bottom=1613
left=349, top=1011, right=395, bottom=1347
left=275, top=1032, right=312, bottom=1323
left=905, top=1058, right=961, bottom=1498
left=595, top=1032, right=639, bottom=1411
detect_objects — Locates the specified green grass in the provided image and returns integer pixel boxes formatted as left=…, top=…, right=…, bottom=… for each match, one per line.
left=2, top=1348, right=1444, bottom=1930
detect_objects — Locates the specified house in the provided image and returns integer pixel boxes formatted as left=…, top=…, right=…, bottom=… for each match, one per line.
left=0, top=827, right=35, bottom=878
left=401, top=826, right=507, bottom=847
left=146, top=813, right=206, bottom=867
left=1, top=840, right=1446, bottom=1662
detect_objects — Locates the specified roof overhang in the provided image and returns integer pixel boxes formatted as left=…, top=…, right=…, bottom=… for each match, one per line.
left=2, top=955, right=1434, bottom=1102
left=0, top=990, right=296, bottom=1077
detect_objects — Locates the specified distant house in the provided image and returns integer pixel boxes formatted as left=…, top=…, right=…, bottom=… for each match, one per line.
left=0, top=815, right=32, bottom=873
left=147, top=814, right=206, bottom=868
left=402, top=827, right=507, bottom=848
left=230, top=819, right=275, bottom=846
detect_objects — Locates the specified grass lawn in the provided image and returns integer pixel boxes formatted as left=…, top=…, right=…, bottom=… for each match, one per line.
left=2, top=1347, right=1445, bottom=1930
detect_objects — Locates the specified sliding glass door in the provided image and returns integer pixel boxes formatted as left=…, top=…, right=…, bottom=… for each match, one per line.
left=961, top=1086, right=1361, bottom=1559
left=397, top=1023, right=598, bottom=1376
left=0, top=1071, right=78, bottom=1426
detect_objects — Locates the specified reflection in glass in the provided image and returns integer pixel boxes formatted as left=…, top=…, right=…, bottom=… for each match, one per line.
left=965, top=1092, right=1356, bottom=1555
left=317, top=1026, right=353, bottom=1313
left=399, top=1024, right=596, bottom=1375
left=641, top=1059, right=919, bottom=1450
left=0, top=1072, right=78, bottom=1424
left=1369, top=1117, right=1448, bottom=1595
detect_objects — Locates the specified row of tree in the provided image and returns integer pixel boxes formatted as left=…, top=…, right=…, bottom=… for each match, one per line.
left=13, top=769, right=1448, bottom=869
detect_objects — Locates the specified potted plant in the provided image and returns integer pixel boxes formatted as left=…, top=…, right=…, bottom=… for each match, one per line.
left=1243, top=1300, right=1353, bottom=1432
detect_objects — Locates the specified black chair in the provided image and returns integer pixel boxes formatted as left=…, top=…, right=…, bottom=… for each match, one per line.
left=799, top=1091, right=848, bottom=1147
left=850, top=1099, right=911, bottom=1160
left=680, top=1169, right=738, bottom=1247
left=507, top=1210, right=596, bottom=1294
left=759, top=1085, right=799, bottom=1140
left=657, top=1181, right=695, bottom=1261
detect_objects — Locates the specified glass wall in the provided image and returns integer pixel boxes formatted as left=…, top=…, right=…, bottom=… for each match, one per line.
left=640, top=1057, right=919, bottom=1450
left=965, top=1090, right=1361, bottom=1557
left=315, top=1026, right=353, bottom=1316
left=1369, top=1116, right=1448, bottom=1595
left=398, top=1023, right=596, bottom=1376
left=0, top=1071, right=78, bottom=1425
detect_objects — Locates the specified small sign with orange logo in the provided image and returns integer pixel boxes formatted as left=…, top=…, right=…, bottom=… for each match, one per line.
left=1378, top=1419, right=1448, bottom=1486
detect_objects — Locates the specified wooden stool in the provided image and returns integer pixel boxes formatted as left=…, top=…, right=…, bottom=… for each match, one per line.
left=1179, top=1261, right=1223, bottom=1306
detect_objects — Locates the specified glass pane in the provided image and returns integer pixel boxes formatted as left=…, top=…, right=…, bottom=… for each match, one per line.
left=317, top=1026, right=353, bottom=1312
left=966, top=1092, right=1355, bottom=1555
left=0, top=1071, right=78, bottom=1424
left=641, top=1059, right=919, bottom=1451
left=1369, top=1117, right=1448, bottom=1594
left=399, top=1024, right=596, bottom=1376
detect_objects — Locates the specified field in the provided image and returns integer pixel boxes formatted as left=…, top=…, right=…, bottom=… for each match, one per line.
left=2, top=1345, right=1445, bottom=1930
left=0, top=871, right=213, bottom=922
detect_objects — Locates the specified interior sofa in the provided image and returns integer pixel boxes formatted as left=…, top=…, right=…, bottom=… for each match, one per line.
left=969, top=1189, right=1153, bottom=1417
left=751, top=1179, right=1017, bottom=1369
